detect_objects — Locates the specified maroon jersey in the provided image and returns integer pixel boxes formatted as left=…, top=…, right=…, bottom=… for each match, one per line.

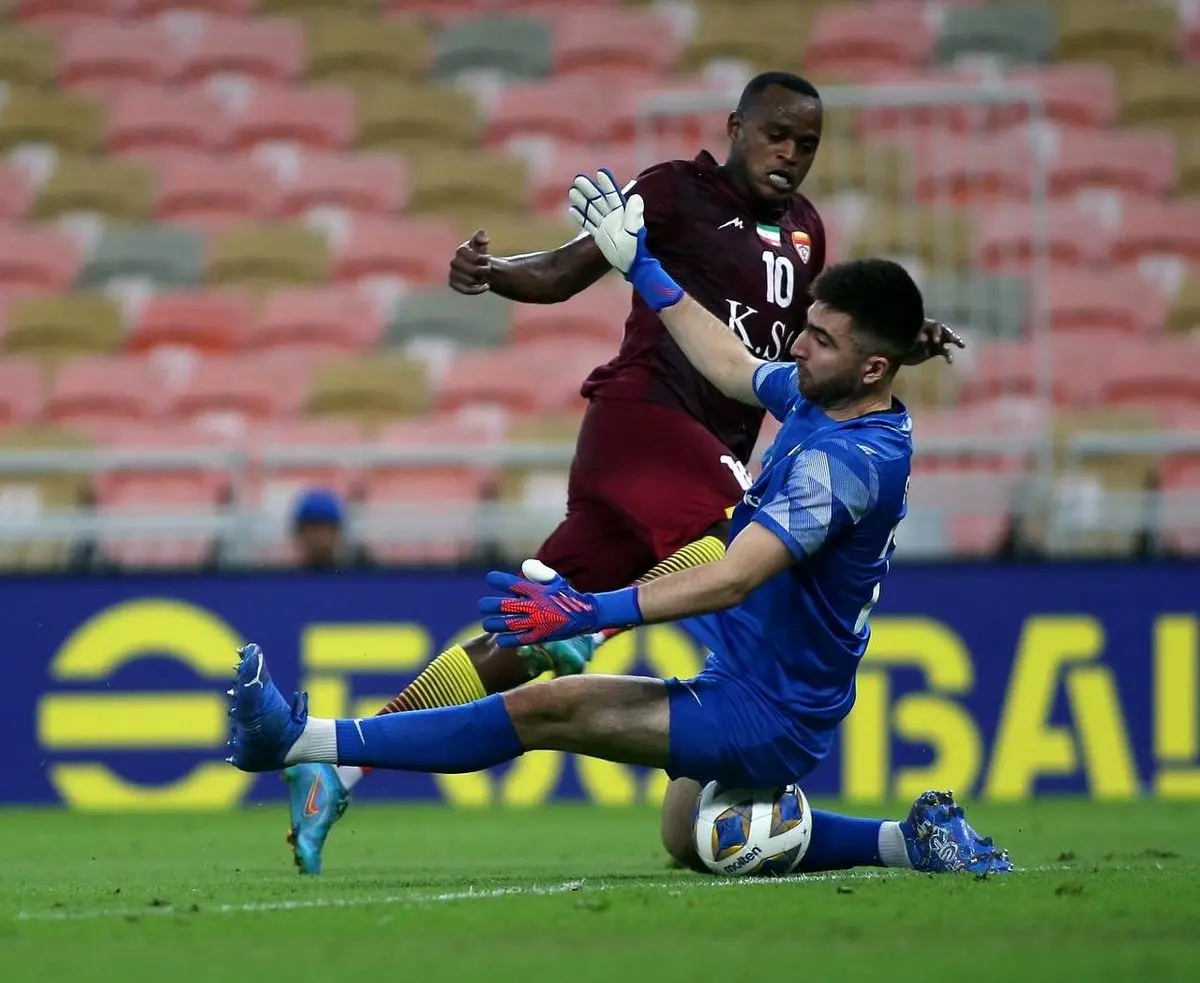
left=580, top=150, right=826, bottom=464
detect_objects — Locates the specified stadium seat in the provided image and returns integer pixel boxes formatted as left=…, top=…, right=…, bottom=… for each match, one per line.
left=433, top=16, right=553, bottom=80
left=485, top=78, right=623, bottom=146
left=1098, top=342, right=1200, bottom=411
left=1055, top=1, right=1179, bottom=71
left=1175, top=126, right=1200, bottom=197
left=551, top=8, right=679, bottom=84
left=910, top=133, right=1033, bottom=205
left=0, top=165, right=35, bottom=222
left=958, top=338, right=1102, bottom=407
left=0, top=25, right=58, bottom=88
left=105, top=87, right=228, bottom=161
left=174, top=17, right=308, bottom=85
left=10, top=0, right=127, bottom=31
left=1049, top=129, right=1176, bottom=199
left=2, top=294, right=124, bottom=360
left=225, top=85, right=356, bottom=152
left=128, top=289, right=253, bottom=353
left=972, top=203, right=1112, bottom=273
left=43, top=355, right=164, bottom=427
left=470, top=214, right=575, bottom=259
left=0, top=358, right=45, bottom=427
left=403, top=148, right=530, bottom=226
left=934, top=3, right=1057, bottom=65
left=261, top=0, right=379, bottom=15
left=0, top=89, right=104, bottom=155
left=276, top=153, right=407, bottom=219
left=847, top=205, right=974, bottom=275
left=353, top=81, right=481, bottom=154
left=1043, top=269, right=1170, bottom=338
left=1109, top=198, right=1200, bottom=268
left=528, top=142, right=647, bottom=212
left=1116, top=65, right=1200, bottom=145
left=1166, top=276, right=1200, bottom=336
left=206, top=222, right=330, bottom=293
left=510, top=277, right=629, bottom=347
left=56, top=22, right=177, bottom=97
left=679, top=2, right=809, bottom=75
left=129, top=0, right=257, bottom=15
left=34, top=156, right=155, bottom=222
left=803, top=3, right=935, bottom=81
left=804, top=134, right=912, bottom=201
left=438, top=340, right=609, bottom=416
left=303, top=353, right=431, bottom=421
left=168, top=352, right=314, bottom=423
left=1000, top=64, right=1118, bottom=130
left=78, top=223, right=205, bottom=289
left=388, top=286, right=511, bottom=348
left=330, top=216, right=462, bottom=288
left=0, top=224, right=82, bottom=295
left=921, top=273, right=1029, bottom=341
left=154, top=154, right=278, bottom=232
left=303, top=12, right=430, bottom=87
left=249, top=286, right=385, bottom=354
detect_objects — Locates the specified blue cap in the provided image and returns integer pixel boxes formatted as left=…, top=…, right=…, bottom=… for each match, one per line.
left=293, top=488, right=344, bottom=526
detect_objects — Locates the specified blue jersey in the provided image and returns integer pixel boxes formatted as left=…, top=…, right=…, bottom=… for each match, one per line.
left=685, top=361, right=913, bottom=759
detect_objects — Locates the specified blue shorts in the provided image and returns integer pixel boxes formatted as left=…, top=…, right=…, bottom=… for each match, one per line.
left=664, top=664, right=823, bottom=788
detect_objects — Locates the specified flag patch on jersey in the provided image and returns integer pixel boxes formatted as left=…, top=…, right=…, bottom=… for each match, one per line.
left=792, top=230, right=812, bottom=263
left=756, top=223, right=782, bottom=247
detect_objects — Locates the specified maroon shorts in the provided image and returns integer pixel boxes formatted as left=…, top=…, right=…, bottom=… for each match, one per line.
left=534, top=398, right=746, bottom=593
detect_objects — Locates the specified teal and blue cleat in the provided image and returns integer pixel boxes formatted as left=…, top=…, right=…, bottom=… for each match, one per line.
left=901, top=789, right=1014, bottom=874
left=518, top=634, right=597, bottom=676
left=226, top=643, right=307, bottom=772
left=284, top=763, right=350, bottom=876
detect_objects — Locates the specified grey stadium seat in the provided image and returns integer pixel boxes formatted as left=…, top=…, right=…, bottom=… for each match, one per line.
left=921, top=273, right=1029, bottom=340
left=935, top=4, right=1058, bottom=65
left=387, top=287, right=512, bottom=348
left=78, top=224, right=205, bottom=289
left=433, top=16, right=552, bottom=81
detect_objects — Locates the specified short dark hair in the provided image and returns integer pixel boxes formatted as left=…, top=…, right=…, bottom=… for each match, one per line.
left=812, top=259, right=925, bottom=374
left=736, top=71, right=820, bottom=116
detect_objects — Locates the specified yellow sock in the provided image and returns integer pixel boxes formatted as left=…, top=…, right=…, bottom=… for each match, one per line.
left=379, top=644, right=486, bottom=714
left=600, top=534, right=727, bottom=641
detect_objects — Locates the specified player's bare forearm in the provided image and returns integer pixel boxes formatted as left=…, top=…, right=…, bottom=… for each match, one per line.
left=632, top=523, right=791, bottom=624
left=657, top=295, right=765, bottom=406
left=488, top=236, right=612, bottom=304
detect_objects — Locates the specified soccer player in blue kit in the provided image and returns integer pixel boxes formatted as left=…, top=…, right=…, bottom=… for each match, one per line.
left=226, top=170, right=1013, bottom=876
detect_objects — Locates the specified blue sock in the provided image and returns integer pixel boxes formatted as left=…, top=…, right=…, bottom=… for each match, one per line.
left=797, top=810, right=885, bottom=872
left=333, top=694, right=525, bottom=772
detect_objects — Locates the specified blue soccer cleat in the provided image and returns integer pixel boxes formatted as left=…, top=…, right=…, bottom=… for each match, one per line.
left=518, top=634, right=597, bottom=676
left=226, top=643, right=307, bottom=772
left=901, top=789, right=1014, bottom=874
left=283, top=763, right=349, bottom=876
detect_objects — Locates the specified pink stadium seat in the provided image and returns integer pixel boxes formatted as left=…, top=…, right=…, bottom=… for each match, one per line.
left=437, top=340, right=610, bottom=416
left=532, top=142, right=646, bottom=212
left=912, top=134, right=1033, bottom=204
left=106, top=87, right=228, bottom=160
left=0, top=358, right=44, bottom=426
left=1098, top=341, right=1200, bottom=411
left=510, top=277, right=629, bottom=346
left=1002, top=65, right=1118, bottom=131
left=11, top=0, right=126, bottom=31
left=225, top=85, right=356, bottom=152
left=486, top=78, right=624, bottom=146
left=552, top=9, right=679, bottom=84
left=0, top=165, right=34, bottom=222
left=57, top=22, right=177, bottom=98
left=130, top=0, right=256, bottom=16
left=959, top=338, right=1112, bottom=407
left=973, top=203, right=1112, bottom=272
left=0, top=225, right=81, bottom=296
left=43, top=355, right=165, bottom=427
left=154, top=153, right=278, bottom=232
left=247, top=287, right=384, bottom=354
left=1109, top=198, right=1200, bottom=267
left=277, top=153, right=408, bottom=219
left=602, top=80, right=731, bottom=147
left=250, top=419, right=364, bottom=497
left=330, top=216, right=461, bottom=287
left=174, top=18, right=307, bottom=85
left=803, top=2, right=934, bottom=81
left=129, top=289, right=253, bottom=353
left=1050, top=129, right=1176, bottom=199
left=167, top=352, right=313, bottom=424
left=1043, top=269, right=1169, bottom=338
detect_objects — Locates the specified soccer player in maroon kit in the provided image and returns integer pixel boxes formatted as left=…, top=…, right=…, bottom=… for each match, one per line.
left=282, top=72, right=961, bottom=874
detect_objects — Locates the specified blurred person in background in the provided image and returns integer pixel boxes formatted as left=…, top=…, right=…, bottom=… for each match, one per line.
left=290, top=488, right=374, bottom=572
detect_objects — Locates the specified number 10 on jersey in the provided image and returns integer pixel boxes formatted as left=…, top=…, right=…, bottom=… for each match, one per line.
left=762, top=251, right=795, bottom=309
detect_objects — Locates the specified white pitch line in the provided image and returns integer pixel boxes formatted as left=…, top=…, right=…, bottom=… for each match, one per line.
left=13, top=866, right=1053, bottom=924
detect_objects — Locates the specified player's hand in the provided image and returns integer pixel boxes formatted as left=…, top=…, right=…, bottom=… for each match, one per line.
left=568, top=169, right=644, bottom=275
left=448, top=229, right=491, bottom=295
left=478, top=559, right=602, bottom=647
left=903, top=318, right=966, bottom=366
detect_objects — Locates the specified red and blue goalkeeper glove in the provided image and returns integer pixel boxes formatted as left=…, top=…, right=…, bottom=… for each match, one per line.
left=478, top=559, right=643, bottom=648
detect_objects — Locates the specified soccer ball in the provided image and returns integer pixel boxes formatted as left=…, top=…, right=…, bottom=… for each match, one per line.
left=693, top=782, right=813, bottom=876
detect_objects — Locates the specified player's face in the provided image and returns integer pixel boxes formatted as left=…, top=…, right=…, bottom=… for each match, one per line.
left=791, top=302, right=889, bottom=406
left=727, top=87, right=822, bottom=207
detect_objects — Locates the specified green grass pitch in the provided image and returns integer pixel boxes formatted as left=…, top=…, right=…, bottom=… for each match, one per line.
left=1, top=800, right=1198, bottom=982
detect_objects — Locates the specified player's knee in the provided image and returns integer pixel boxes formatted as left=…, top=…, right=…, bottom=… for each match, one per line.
left=660, top=778, right=708, bottom=873
left=502, top=675, right=586, bottom=734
